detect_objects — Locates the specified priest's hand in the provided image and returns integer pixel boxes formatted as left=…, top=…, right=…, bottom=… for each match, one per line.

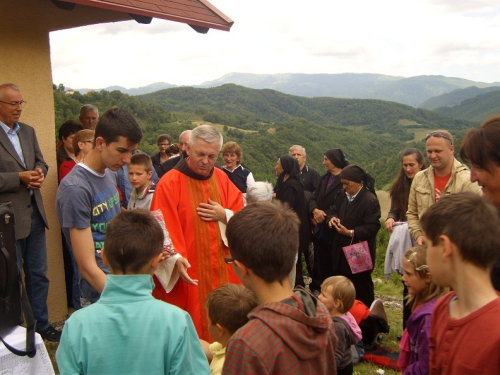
left=176, top=257, right=198, bottom=286
left=197, top=199, right=227, bottom=223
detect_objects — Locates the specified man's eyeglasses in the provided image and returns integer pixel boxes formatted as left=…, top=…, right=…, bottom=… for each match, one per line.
left=0, top=100, right=27, bottom=108
left=425, top=132, right=453, bottom=145
left=224, top=257, right=235, bottom=264
left=86, top=140, right=94, bottom=144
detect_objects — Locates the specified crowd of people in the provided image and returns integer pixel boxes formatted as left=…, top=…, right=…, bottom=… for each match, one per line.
left=2, top=81, right=500, bottom=374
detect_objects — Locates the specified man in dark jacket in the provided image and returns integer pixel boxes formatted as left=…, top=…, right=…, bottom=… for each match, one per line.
left=0, top=83, right=60, bottom=341
left=289, top=145, right=320, bottom=198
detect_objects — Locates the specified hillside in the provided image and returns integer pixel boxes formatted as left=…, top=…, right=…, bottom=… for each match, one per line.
left=136, top=84, right=475, bottom=185
left=420, top=86, right=500, bottom=110
left=138, top=84, right=474, bottom=143
left=433, top=90, right=500, bottom=123
left=54, top=85, right=476, bottom=189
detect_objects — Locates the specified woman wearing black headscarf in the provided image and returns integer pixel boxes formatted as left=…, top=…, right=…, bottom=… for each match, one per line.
left=275, top=155, right=310, bottom=287
left=308, top=148, right=349, bottom=295
left=327, top=165, right=381, bottom=307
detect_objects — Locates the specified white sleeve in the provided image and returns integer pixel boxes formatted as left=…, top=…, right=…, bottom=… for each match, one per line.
left=246, top=172, right=255, bottom=187
left=218, top=209, right=235, bottom=247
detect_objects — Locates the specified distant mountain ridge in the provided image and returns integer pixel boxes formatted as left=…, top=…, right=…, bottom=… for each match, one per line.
left=72, top=72, right=500, bottom=107
left=197, top=73, right=499, bottom=107
left=433, top=90, right=500, bottom=123
left=420, top=86, right=500, bottom=110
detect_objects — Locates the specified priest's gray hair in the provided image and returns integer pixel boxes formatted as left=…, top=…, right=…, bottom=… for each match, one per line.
left=189, top=125, right=223, bottom=150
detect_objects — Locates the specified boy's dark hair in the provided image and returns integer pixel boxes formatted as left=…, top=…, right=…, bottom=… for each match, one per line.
left=156, top=133, right=172, bottom=145
left=59, top=120, right=83, bottom=141
left=104, top=209, right=163, bottom=274
left=205, top=283, right=258, bottom=334
left=226, top=201, right=300, bottom=283
left=130, top=153, right=153, bottom=172
left=94, top=108, right=143, bottom=145
left=420, top=192, right=500, bottom=269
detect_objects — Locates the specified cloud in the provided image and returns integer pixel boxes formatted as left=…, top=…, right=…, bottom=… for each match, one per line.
left=49, top=0, right=500, bottom=89
left=420, top=0, right=500, bottom=14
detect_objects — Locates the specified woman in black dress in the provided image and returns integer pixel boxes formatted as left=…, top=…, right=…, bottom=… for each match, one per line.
left=308, top=148, right=349, bottom=295
left=275, top=155, right=310, bottom=287
left=327, top=165, right=381, bottom=307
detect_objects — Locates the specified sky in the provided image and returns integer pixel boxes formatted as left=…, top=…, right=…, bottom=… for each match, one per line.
left=50, top=0, right=500, bottom=90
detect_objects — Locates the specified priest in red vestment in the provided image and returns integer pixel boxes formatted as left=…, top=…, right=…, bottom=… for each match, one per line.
left=151, top=125, right=244, bottom=341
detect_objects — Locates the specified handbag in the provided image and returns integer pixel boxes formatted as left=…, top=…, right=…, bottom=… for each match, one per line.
left=342, top=238, right=373, bottom=274
left=0, top=202, right=37, bottom=358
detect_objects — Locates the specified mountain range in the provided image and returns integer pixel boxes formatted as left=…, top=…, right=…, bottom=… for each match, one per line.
left=73, top=72, right=500, bottom=107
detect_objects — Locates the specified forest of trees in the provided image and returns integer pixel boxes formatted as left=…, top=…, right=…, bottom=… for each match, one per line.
left=54, top=84, right=478, bottom=189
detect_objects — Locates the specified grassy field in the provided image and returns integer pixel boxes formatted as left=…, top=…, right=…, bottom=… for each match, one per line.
left=45, top=225, right=403, bottom=375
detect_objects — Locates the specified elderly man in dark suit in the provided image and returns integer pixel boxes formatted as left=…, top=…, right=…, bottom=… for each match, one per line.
left=0, top=83, right=60, bottom=341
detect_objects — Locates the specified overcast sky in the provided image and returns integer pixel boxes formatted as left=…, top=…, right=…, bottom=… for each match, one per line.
left=50, top=0, right=500, bottom=90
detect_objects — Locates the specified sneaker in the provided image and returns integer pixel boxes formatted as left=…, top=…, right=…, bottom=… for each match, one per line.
left=38, top=325, right=62, bottom=342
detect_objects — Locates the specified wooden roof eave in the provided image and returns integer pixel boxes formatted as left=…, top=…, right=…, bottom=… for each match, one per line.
left=52, top=0, right=234, bottom=32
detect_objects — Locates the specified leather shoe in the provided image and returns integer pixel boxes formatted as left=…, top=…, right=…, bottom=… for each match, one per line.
left=38, top=325, right=62, bottom=342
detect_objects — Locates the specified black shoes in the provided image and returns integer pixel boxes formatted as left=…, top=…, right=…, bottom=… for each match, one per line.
left=38, top=325, right=62, bottom=342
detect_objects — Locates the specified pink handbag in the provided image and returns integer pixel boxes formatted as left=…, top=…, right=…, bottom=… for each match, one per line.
left=342, top=240, right=373, bottom=274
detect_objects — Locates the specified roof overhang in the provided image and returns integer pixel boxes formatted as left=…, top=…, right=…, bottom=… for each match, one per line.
left=51, top=0, right=233, bottom=33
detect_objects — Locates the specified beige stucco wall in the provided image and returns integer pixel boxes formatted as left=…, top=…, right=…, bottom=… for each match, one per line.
left=1, top=0, right=131, bottom=321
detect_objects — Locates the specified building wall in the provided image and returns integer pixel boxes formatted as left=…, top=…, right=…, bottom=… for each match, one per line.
left=1, top=0, right=130, bottom=321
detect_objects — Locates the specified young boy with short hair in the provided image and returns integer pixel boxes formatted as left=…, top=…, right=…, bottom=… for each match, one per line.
left=319, top=276, right=357, bottom=375
left=200, top=283, right=258, bottom=375
left=56, top=108, right=143, bottom=304
left=420, top=192, right=500, bottom=374
left=56, top=209, right=210, bottom=375
left=223, top=201, right=338, bottom=375
left=127, top=153, right=155, bottom=210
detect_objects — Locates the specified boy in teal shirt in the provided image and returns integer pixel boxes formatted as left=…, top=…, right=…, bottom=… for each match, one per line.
left=56, top=209, right=210, bottom=375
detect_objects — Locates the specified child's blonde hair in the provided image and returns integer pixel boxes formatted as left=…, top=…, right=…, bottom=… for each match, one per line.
left=404, top=245, right=448, bottom=310
left=321, top=276, right=356, bottom=314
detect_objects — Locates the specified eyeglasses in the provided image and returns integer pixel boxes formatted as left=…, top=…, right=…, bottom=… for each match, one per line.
left=425, top=132, right=453, bottom=145
left=224, top=257, right=235, bottom=264
left=86, top=140, right=94, bottom=144
left=0, top=100, right=27, bottom=108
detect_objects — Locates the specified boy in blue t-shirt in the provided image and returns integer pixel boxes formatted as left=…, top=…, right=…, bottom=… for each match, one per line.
left=56, top=108, right=143, bottom=303
left=56, top=209, right=210, bottom=375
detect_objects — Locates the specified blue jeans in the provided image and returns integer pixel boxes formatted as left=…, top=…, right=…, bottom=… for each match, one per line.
left=62, top=231, right=82, bottom=310
left=16, top=201, right=50, bottom=332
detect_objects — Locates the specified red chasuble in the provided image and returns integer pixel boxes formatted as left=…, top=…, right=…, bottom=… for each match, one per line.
left=150, top=159, right=244, bottom=341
